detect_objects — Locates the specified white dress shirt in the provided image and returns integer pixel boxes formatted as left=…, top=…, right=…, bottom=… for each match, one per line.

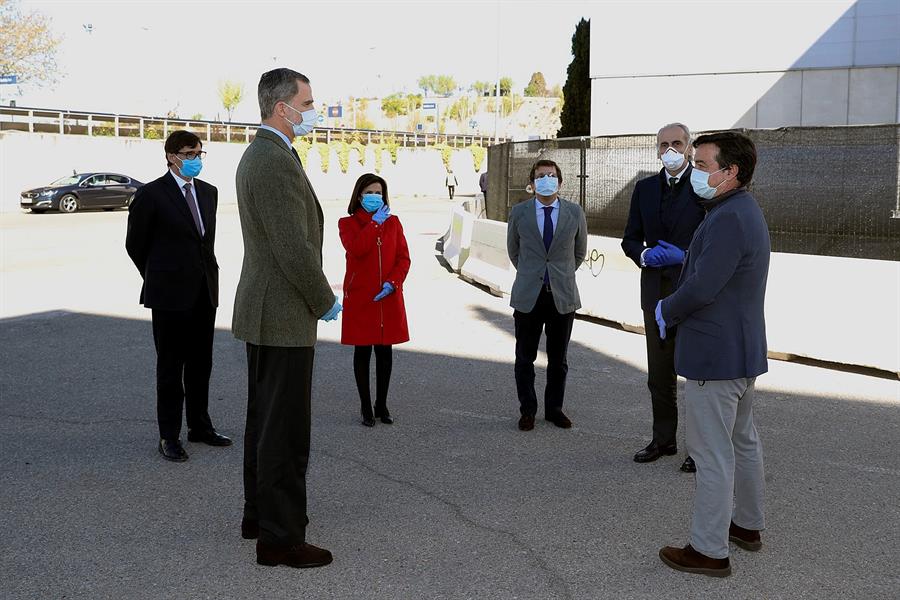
left=169, top=169, right=205, bottom=236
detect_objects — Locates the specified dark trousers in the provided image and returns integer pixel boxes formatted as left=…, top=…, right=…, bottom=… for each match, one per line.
left=448, top=185, right=455, bottom=199
left=353, top=345, right=393, bottom=416
left=514, top=287, right=575, bottom=417
left=243, top=343, right=313, bottom=545
left=642, top=279, right=678, bottom=446
left=150, top=285, right=215, bottom=441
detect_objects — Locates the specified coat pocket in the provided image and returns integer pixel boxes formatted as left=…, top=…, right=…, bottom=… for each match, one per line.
left=679, top=317, right=722, bottom=338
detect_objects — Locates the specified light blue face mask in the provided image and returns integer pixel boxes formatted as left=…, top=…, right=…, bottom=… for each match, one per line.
left=689, top=167, right=727, bottom=200
left=283, top=102, right=317, bottom=137
left=361, top=193, right=383, bottom=213
left=534, top=174, right=559, bottom=197
left=178, top=156, right=202, bottom=178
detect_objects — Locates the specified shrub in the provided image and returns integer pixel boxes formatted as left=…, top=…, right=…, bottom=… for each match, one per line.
left=468, top=144, right=486, bottom=171
left=315, top=141, right=330, bottom=172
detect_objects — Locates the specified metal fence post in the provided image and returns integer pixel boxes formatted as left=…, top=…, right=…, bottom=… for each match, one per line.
left=139, top=118, right=144, bottom=139
left=87, top=115, right=93, bottom=136
left=206, top=123, right=211, bottom=142
left=578, top=136, right=588, bottom=209
left=58, top=112, right=64, bottom=134
left=114, top=116, right=119, bottom=137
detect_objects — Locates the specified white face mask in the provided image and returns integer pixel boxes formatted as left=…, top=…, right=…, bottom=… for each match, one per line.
left=282, top=102, right=317, bottom=137
left=660, top=148, right=685, bottom=171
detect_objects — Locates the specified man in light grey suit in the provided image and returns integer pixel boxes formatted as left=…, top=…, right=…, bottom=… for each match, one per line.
left=507, top=159, right=587, bottom=431
left=233, top=68, right=341, bottom=569
left=655, top=131, right=770, bottom=578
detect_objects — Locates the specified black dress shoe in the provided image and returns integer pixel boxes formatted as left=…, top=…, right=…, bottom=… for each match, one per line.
left=374, top=406, right=393, bottom=425
left=361, top=416, right=375, bottom=427
left=256, top=541, right=333, bottom=568
left=546, top=411, right=572, bottom=429
left=241, top=517, right=259, bottom=540
left=159, top=439, right=188, bottom=462
left=518, top=414, right=535, bottom=431
left=680, top=456, right=697, bottom=473
left=633, top=441, right=677, bottom=463
left=187, top=429, right=232, bottom=446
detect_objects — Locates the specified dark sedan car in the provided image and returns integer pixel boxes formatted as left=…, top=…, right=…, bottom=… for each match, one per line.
left=20, top=172, right=144, bottom=213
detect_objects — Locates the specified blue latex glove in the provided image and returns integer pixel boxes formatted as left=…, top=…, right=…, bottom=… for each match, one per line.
left=372, top=204, right=391, bottom=225
left=656, top=240, right=686, bottom=266
left=373, top=282, right=394, bottom=302
left=655, top=300, right=667, bottom=340
left=320, top=296, right=342, bottom=322
left=643, top=245, right=663, bottom=267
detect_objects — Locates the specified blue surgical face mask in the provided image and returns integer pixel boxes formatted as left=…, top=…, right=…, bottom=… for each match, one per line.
left=534, top=174, right=559, bottom=197
left=178, top=156, right=202, bottom=178
left=361, top=193, right=383, bottom=213
left=283, top=102, right=317, bottom=137
left=689, top=167, right=727, bottom=200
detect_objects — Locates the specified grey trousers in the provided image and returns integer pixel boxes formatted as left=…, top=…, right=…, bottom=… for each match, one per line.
left=685, top=377, right=766, bottom=559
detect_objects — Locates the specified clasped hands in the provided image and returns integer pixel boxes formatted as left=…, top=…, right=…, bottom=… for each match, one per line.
left=644, top=240, right=685, bottom=267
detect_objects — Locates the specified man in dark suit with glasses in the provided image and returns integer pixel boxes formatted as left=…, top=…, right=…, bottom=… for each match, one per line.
left=126, top=130, right=231, bottom=462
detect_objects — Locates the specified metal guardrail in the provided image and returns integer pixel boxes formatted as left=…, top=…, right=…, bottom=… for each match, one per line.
left=0, top=104, right=502, bottom=148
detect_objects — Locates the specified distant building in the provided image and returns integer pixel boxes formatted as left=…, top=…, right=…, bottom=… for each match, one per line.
left=588, top=0, right=900, bottom=135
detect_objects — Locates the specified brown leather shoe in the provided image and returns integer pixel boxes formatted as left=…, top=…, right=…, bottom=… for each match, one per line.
left=729, top=522, right=762, bottom=551
left=241, top=517, right=258, bottom=540
left=518, top=414, right=535, bottom=431
left=256, top=541, right=333, bottom=568
left=659, top=544, right=731, bottom=577
left=545, top=411, right=572, bottom=429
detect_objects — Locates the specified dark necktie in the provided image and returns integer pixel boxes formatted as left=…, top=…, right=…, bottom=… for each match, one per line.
left=669, top=176, right=677, bottom=188
left=183, top=183, right=204, bottom=236
left=543, top=206, right=554, bottom=284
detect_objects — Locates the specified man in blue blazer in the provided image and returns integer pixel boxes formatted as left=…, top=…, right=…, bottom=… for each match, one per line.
left=507, top=160, right=588, bottom=431
left=622, top=123, right=705, bottom=472
left=656, top=131, right=769, bottom=577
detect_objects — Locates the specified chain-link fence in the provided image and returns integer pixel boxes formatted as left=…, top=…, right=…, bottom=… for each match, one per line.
left=485, top=125, right=900, bottom=261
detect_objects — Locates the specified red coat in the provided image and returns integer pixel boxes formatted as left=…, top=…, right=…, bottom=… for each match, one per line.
left=339, top=208, right=410, bottom=346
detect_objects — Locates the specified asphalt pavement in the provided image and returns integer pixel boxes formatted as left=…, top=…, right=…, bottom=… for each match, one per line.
left=1, top=197, right=898, bottom=599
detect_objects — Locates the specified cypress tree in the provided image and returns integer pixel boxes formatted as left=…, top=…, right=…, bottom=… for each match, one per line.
left=557, top=18, right=590, bottom=138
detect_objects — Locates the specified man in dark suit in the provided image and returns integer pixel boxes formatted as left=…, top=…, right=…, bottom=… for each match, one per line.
left=233, top=68, right=341, bottom=569
left=656, top=131, right=770, bottom=577
left=126, top=130, right=231, bottom=462
left=622, top=123, right=705, bottom=473
left=507, top=159, right=588, bottom=431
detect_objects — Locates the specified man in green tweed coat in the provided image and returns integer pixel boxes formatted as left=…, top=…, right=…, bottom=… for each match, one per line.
left=233, top=68, right=341, bottom=569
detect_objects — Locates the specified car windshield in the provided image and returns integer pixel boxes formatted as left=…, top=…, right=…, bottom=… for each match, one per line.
left=48, top=175, right=83, bottom=187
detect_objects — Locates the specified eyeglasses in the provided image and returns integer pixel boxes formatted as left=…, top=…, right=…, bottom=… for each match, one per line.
left=176, top=151, right=207, bottom=160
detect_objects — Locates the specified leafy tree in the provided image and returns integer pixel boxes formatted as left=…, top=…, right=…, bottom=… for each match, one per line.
left=217, top=80, right=244, bottom=122
left=471, top=81, right=493, bottom=96
left=434, top=75, right=456, bottom=96
left=381, top=93, right=408, bottom=118
left=406, top=93, right=423, bottom=111
left=417, top=75, right=437, bottom=95
left=0, top=0, right=61, bottom=87
left=499, top=77, right=513, bottom=97
left=190, top=113, right=204, bottom=121
left=524, top=72, right=548, bottom=97
left=558, top=18, right=590, bottom=138
left=550, top=84, right=563, bottom=98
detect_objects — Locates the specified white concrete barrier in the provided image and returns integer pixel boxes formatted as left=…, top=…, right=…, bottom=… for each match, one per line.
left=460, top=216, right=900, bottom=374
left=459, top=219, right=515, bottom=296
left=442, top=205, right=474, bottom=272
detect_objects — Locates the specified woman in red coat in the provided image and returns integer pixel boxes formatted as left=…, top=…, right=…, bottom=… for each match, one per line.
left=339, top=173, right=410, bottom=427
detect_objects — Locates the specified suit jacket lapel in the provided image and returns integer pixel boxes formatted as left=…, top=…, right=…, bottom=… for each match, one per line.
left=163, top=172, right=200, bottom=238
left=526, top=198, right=543, bottom=248
left=667, top=164, right=697, bottom=234
left=256, top=128, right=324, bottom=233
left=194, top=181, right=213, bottom=238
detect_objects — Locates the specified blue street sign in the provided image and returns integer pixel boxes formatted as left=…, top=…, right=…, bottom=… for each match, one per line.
left=416, top=123, right=424, bottom=131
left=0, top=75, right=18, bottom=85
left=327, top=105, right=342, bottom=118
left=422, top=102, right=436, bottom=110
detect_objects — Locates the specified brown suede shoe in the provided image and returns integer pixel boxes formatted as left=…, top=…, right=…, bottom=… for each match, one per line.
left=729, top=522, right=763, bottom=551
left=659, top=544, right=731, bottom=577
left=256, top=541, right=333, bottom=568
left=518, top=414, right=535, bottom=431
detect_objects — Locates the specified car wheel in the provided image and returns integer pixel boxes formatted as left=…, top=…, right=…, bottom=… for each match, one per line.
left=59, top=194, right=79, bottom=213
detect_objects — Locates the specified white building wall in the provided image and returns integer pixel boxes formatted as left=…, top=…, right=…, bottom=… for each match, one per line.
left=589, top=0, right=900, bottom=135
